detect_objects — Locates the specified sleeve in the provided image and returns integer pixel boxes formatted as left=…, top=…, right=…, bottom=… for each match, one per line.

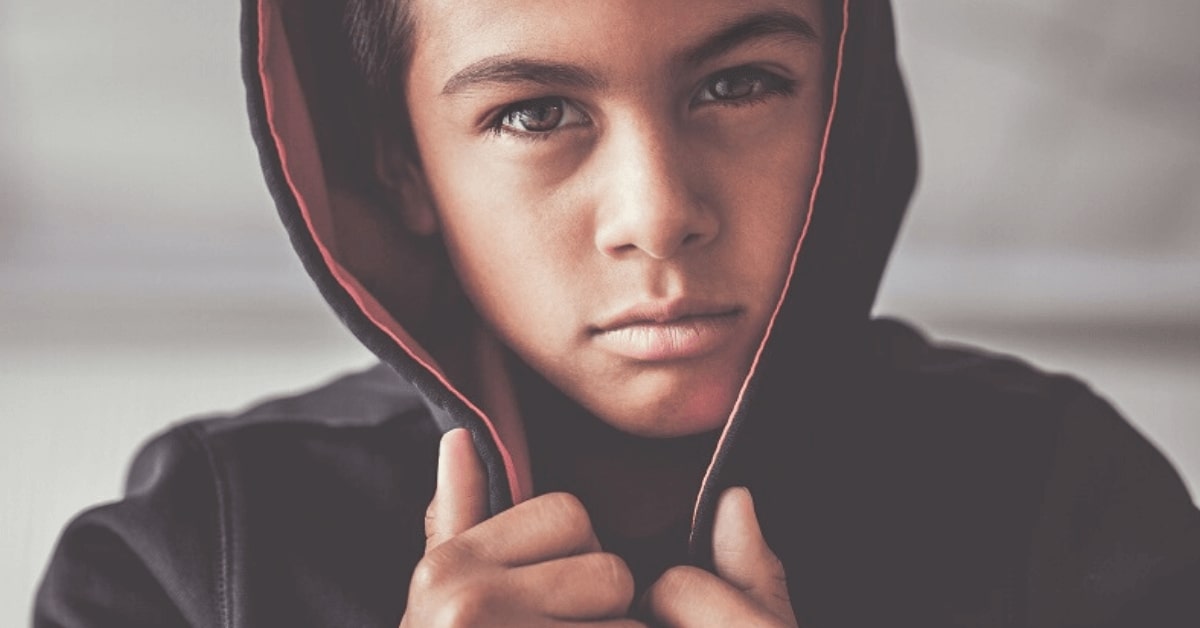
left=33, top=423, right=231, bottom=628
left=1026, top=389, right=1200, bottom=627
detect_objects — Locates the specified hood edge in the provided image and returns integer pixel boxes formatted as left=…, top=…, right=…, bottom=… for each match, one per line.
left=241, top=0, right=521, bottom=515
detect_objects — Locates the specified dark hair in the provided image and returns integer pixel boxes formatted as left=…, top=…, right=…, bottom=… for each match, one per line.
left=344, top=0, right=415, bottom=144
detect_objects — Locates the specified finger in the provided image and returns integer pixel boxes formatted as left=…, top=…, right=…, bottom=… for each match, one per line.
left=712, top=487, right=796, bottom=624
left=642, top=565, right=773, bottom=627
left=509, top=552, right=635, bottom=620
left=426, top=428, right=489, bottom=552
left=458, top=491, right=602, bottom=565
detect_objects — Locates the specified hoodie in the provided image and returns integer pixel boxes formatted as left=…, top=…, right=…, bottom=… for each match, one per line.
left=34, top=0, right=1200, bottom=626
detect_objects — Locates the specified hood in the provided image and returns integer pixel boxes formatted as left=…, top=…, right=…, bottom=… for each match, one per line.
left=242, top=0, right=916, bottom=561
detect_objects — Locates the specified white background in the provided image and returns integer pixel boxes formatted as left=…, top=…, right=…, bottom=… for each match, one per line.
left=3, top=1, right=1198, bottom=624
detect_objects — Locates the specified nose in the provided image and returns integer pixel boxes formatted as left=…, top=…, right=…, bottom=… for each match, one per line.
left=593, top=121, right=719, bottom=260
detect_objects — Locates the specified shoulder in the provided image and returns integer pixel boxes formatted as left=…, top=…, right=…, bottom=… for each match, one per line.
left=181, top=361, right=441, bottom=496
left=146, top=361, right=442, bottom=561
left=36, top=363, right=438, bottom=627
left=866, top=316, right=1084, bottom=403
left=863, top=317, right=1194, bottom=481
left=853, top=317, right=1095, bottom=480
left=863, top=317, right=1200, bottom=624
left=860, top=317, right=1196, bottom=515
left=198, top=360, right=436, bottom=435
left=860, top=316, right=1133, bottom=462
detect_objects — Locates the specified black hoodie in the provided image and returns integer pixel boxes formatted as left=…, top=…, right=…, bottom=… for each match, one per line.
left=34, top=0, right=1200, bottom=626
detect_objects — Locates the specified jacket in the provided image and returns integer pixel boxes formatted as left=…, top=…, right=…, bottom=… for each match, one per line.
left=35, top=0, right=1200, bottom=626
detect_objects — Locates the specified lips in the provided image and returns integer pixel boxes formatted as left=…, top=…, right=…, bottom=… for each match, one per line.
left=591, top=299, right=743, bottom=361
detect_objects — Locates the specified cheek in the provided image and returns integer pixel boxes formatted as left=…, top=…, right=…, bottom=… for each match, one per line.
left=429, top=166, right=593, bottom=348
left=703, top=106, right=825, bottom=290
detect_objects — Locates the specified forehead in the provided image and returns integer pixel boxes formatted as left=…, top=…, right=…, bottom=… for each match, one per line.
left=407, top=0, right=825, bottom=84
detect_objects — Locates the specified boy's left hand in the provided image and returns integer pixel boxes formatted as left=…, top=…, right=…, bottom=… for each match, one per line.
left=642, top=488, right=799, bottom=627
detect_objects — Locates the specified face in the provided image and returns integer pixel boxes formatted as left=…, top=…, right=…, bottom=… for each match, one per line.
left=402, top=0, right=829, bottom=438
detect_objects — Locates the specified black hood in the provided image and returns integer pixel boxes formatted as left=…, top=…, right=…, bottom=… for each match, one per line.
left=242, top=0, right=917, bottom=560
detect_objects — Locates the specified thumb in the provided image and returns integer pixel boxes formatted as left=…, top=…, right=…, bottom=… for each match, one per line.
left=712, top=487, right=796, bottom=625
left=425, top=428, right=489, bottom=553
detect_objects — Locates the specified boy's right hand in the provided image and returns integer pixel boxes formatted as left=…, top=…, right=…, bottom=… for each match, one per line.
left=400, top=429, right=642, bottom=627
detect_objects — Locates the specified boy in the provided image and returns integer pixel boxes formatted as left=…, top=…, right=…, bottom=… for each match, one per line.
left=35, top=0, right=1200, bottom=626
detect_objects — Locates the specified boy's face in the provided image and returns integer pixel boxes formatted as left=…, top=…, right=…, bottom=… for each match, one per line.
left=403, top=0, right=828, bottom=437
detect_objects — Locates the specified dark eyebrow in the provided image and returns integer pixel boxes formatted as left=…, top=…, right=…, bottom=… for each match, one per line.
left=440, top=10, right=817, bottom=96
left=442, top=57, right=605, bottom=96
left=680, top=9, right=820, bottom=67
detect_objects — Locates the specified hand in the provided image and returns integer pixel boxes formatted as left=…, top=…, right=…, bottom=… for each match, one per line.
left=400, top=429, right=644, bottom=627
left=642, top=487, right=798, bottom=627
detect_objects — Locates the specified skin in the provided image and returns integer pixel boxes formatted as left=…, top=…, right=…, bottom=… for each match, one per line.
left=392, top=0, right=828, bottom=623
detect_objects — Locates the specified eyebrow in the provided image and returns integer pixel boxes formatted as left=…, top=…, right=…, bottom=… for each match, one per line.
left=441, top=58, right=604, bottom=96
left=440, top=9, right=820, bottom=96
left=680, top=9, right=821, bottom=67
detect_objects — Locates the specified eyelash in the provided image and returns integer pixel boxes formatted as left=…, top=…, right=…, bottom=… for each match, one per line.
left=486, top=97, right=588, bottom=141
left=484, top=65, right=798, bottom=141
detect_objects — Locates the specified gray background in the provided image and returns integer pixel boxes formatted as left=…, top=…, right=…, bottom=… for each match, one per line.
left=3, top=1, right=1198, bottom=624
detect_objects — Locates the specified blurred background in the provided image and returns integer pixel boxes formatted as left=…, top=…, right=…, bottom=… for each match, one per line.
left=3, top=0, right=1198, bottom=623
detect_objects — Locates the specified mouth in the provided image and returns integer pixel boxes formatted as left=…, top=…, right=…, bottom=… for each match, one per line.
left=590, top=300, right=744, bottom=362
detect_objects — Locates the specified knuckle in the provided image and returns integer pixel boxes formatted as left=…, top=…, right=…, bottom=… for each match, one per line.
left=543, top=491, right=587, bottom=520
left=410, top=544, right=473, bottom=593
left=423, top=518, right=436, bottom=545
left=409, top=556, right=447, bottom=593
left=409, top=547, right=506, bottom=627
left=656, top=565, right=704, bottom=597
left=541, top=492, right=593, bottom=533
left=435, top=588, right=494, bottom=627
left=424, top=500, right=437, bottom=528
left=591, top=552, right=635, bottom=597
left=766, top=550, right=787, bottom=578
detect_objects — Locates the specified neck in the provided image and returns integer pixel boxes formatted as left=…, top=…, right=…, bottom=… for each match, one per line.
left=511, top=357, right=721, bottom=540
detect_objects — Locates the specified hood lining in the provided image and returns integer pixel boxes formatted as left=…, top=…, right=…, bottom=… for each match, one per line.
left=256, top=0, right=527, bottom=503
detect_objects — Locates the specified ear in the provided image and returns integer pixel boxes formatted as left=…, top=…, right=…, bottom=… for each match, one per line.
left=374, top=136, right=439, bottom=237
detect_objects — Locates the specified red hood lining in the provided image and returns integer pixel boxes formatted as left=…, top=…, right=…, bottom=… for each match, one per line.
left=257, top=0, right=529, bottom=501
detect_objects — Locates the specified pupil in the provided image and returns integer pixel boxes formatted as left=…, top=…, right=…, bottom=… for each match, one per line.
left=714, top=75, right=757, bottom=99
left=519, top=99, right=563, bottom=131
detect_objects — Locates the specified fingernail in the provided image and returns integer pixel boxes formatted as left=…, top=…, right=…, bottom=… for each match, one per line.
left=726, top=486, right=752, bottom=504
left=440, top=428, right=466, bottom=450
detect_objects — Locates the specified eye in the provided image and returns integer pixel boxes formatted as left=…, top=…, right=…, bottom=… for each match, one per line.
left=693, top=66, right=797, bottom=106
left=492, top=97, right=590, bottom=136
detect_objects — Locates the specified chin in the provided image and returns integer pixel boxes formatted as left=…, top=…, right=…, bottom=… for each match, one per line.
left=592, top=373, right=741, bottom=439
